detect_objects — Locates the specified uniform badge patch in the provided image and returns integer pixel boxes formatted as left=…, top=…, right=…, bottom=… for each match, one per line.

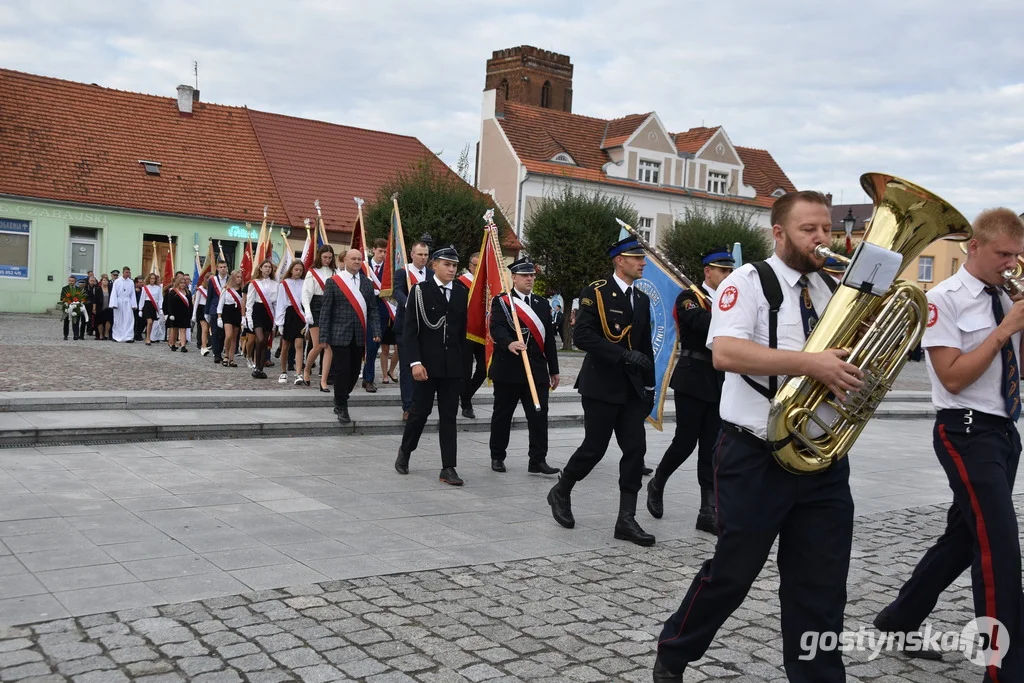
left=927, top=303, right=938, bottom=327
left=719, top=286, right=739, bottom=311
left=581, top=297, right=594, bottom=307
left=683, top=299, right=698, bottom=311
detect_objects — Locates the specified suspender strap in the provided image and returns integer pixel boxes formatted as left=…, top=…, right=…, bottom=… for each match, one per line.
left=818, top=270, right=838, bottom=293
left=741, top=261, right=784, bottom=400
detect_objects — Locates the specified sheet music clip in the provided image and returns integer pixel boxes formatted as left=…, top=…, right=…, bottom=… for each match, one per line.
left=840, top=242, right=902, bottom=297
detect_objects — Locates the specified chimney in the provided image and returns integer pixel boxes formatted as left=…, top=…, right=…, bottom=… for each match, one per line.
left=825, top=192, right=833, bottom=206
left=176, top=85, right=195, bottom=116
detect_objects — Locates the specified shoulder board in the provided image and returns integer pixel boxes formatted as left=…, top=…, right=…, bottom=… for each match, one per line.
left=590, top=279, right=607, bottom=287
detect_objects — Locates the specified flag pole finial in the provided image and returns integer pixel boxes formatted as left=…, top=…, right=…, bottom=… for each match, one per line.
left=353, top=197, right=364, bottom=208
left=314, top=200, right=321, bottom=216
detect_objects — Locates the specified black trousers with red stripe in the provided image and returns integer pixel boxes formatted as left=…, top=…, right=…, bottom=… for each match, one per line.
left=655, top=424, right=853, bottom=682
left=878, top=410, right=1022, bottom=681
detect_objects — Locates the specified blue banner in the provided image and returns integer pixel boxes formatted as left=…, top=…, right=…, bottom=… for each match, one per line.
left=634, top=261, right=684, bottom=431
left=0, top=218, right=30, bottom=279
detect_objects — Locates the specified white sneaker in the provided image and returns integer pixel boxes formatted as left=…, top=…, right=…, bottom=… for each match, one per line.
left=293, top=376, right=305, bottom=386
left=200, top=347, right=210, bottom=356
left=278, top=373, right=287, bottom=384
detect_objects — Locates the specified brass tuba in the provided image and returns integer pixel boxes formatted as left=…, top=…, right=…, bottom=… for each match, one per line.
left=767, top=173, right=972, bottom=474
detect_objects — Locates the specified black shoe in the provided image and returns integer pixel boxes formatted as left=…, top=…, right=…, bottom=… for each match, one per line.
left=180, top=346, right=188, bottom=353
left=642, top=466, right=654, bottom=476
left=695, top=489, right=717, bottom=536
left=214, top=356, right=223, bottom=364
left=439, top=467, right=464, bottom=486
left=64, top=336, right=68, bottom=340
left=462, top=406, right=476, bottom=419
left=528, top=461, right=560, bottom=475
left=335, top=406, right=351, bottom=424
left=171, top=345, right=178, bottom=351
left=646, top=478, right=664, bottom=519
left=652, top=654, right=684, bottom=682
left=547, top=478, right=575, bottom=529
left=491, top=460, right=506, bottom=472
left=615, top=491, right=655, bottom=546
left=872, top=612, right=943, bottom=660
left=395, top=449, right=409, bottom=475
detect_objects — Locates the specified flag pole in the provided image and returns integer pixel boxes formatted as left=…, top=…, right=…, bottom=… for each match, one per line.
left=484, top=209, right=540, bottom=411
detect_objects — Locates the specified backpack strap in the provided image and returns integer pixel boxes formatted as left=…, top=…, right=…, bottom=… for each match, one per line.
left=741, top=261, right=783, bottom=400
left=817, top=270, right=838, bottom=293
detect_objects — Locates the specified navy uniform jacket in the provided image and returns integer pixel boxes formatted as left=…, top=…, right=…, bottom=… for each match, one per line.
left=402, top=278, right=467, bottom=378
left=488, top=291, right=559, bottom=385
left=573, top=278, right=655, bottom=405
left=671, top=287, right=723, bottom=402
left=393, top=266, right=433, bottom=337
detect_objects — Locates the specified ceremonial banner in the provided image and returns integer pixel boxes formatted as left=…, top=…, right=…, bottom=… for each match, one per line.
left=381, top=195, right=407, bottom=298
left=275, top=229, right=294, bottom=282
left=314, top=200, right=329, bottom=249
left=162, top=242, right=174, bottom=287
left=240, top=238, right=253, bottom=285
left=300, top=220, right=315, bottom=272
left=465, top=228, right=503, bottom=371
left=351, top=198, right=371, bottom=279
left=196, top=241, right=215, bottom=293
left=191, top=246, right=201, bottom=295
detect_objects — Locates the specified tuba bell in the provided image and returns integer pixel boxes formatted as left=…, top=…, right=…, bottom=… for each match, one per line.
left=766, top=173, right=972, bottom=474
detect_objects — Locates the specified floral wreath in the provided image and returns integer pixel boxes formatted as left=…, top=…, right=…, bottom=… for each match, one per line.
left=60, top=286, right=89, bottom=321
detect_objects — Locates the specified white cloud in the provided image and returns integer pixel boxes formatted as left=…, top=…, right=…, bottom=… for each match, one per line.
left=2, top=0, right=1022, bottom=218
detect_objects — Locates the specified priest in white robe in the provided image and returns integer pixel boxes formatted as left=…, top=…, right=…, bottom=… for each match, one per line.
left=110, top=267, right=138, bottom=343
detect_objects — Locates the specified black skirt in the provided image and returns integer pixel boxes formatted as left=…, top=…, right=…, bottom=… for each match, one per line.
left=221, top=305, right=242, bottom=327
left=309, top=294, right=323, bottom=328
left=252, top=302, right=274, bottom=333
left=282, top=306, right=305, bottom=341
left=141, top=300, right=158, bottom=320
left=380, top=324, right=396, bottom=345
left=166, top=293, right=192, bottom=326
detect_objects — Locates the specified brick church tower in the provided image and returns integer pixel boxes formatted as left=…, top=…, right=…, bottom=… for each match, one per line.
left=484, top=46, right=574, bottom=113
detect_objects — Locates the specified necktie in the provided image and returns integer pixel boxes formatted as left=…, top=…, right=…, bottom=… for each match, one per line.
left=797, top=276, right=818, bottom=339
left=985, top=286, right=1020, bottom=420
left=444, top=285, right=450, bottom=302
left=523, top=294, right=530, bottom=307
left=624, top=286, right=633, bottom=315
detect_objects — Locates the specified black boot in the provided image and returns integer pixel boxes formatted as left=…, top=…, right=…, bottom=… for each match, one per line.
left=334, top=404, right=351, bottom=424
left=695, top=488, right=717, bottom=535
left=547, top=476, right=575, bottom=529
left=652, top=654, right=684, bottom=682
left=646, top=476, right=664, bottom=519
left=614, top=491, right=655, bottom=546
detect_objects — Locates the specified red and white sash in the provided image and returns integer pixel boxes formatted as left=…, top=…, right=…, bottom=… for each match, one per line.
left=332, top=273, right=367, bottom=336
left=210, top=276, right=224, bottom=297
left=250, top=280, right=272, bottom=313
left=458, top=273, right=473, bottom=289
left=385, top=300, right=397, bottom=322
left=196, top=285, right=207, bottom=302
left=281, top=279, right=302, bottom=313
left=226, top=288, right=243, bottom=307
left=143, top=285, right=159, bottom=310
left=309, top=268, right=329, bottom=291
left=406, top=264, right=424, bottom=286
left=502, top=293, right=546, bottom=356
left=366, top=259, right=384, bottom=293
left=173, top=289, right=189, bottom=307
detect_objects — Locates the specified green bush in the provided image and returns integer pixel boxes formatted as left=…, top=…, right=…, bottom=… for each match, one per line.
left=661, top=206, right=772, bottom=282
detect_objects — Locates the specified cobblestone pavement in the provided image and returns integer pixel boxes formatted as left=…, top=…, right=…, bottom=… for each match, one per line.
left=0, top=499, right=1014, bottom=683
left=0, top=314, right=585, bottom=393
left=1, top=313, right=928, bottom=393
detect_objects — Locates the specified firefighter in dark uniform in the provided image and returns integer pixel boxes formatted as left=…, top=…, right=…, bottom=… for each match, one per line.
left=394, top=245, right=468, bottom=487
left=873, top=208, right=1024, bottom=678
left=488, top=257, right=561, bottom=475
left=546, top=235, right=657, bottom=546
left=646, top=246, right=734, bottom=534
left=653, top=191, right=864, bottom=683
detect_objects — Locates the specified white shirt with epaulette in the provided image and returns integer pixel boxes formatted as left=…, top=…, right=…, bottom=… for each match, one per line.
left=923, top=265, right=1020, bottom=417
left=707, top=254, right=834, bottom=439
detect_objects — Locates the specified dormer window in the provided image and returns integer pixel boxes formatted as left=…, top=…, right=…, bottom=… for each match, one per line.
left=638, top=160, right=660, bottom=184
left=139, top=160, right=161, bottom=176
left=550, top=152, right=575, bottom=165
left=771, top=188, right=786, bottom=198
left=708, top=171, right=728, bottom=195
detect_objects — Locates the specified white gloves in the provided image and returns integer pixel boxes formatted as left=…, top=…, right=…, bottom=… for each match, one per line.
left=137, top=310, right=143, bottom=318
left=304, top=313, right=314, bottom=325
left=217, top=318, right=224, bottom=328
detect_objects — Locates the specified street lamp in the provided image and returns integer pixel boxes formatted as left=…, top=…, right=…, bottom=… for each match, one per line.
left=842, top=208, right=856, bottom=252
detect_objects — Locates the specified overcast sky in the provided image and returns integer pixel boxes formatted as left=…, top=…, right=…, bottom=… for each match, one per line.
left=1, top=0, right=1021, bottom=220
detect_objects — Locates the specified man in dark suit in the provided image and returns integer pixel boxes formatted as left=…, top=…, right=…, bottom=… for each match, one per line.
left=488, top=257, right=560, bottom=475
left=547, top=235, right=657, bottom=546
left=646, top=246, right=734, bottom=535
left=395, top=245, right=468, bottom=486
left=60, top=275, right=86, bottom=340
left=393, top=241, right=432, bottom=420
left=204, top=260, right=229, bottom=364
left=319, top=249, right=382, bottom=424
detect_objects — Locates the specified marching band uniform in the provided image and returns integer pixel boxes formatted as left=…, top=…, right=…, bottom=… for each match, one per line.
left=319, top=266, right=381, bottom=423
left=487, top=258, right=560, bottom=475
left=205, top=272, right=228, bottom=362
left=395, top=246, right=467, bottom=486
left=394, top=260, right=433, bottom=417
left=547, top=237, right=656, bottom=545
left=458, top=269, right=487, bottom=418
left=654, top=252, right=849, bottom=683
left=646, top=247, right=734, bottom=534
left=874, top=264, right=1023, bottom=678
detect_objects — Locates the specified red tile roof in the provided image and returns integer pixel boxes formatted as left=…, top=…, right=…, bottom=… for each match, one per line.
left=0, top=68, right=288, bottom=226
left=674, top=126, right=718, bottom=154
left=247, top=109, right=455, bottom=235
left=498, top=104, right=794, bottom=209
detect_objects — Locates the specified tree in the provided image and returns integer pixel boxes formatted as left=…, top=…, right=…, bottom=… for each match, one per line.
left=362, top=157, right=512, bottom=265
left=524, top=185, right=638, bottom=349
left=661, top=205, right=772, bottom=283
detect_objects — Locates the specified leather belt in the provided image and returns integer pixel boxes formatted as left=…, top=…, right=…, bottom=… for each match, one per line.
left=679, top=349, right=712, bottom=363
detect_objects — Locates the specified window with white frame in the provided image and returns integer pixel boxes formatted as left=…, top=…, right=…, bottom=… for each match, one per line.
left=637, top=217, right=653, bottom=242
left=708, top=171, right=728, bottom=195
left=638, top=160, right=660, bottom=184
left=918, top=256, right=934, bottom=282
